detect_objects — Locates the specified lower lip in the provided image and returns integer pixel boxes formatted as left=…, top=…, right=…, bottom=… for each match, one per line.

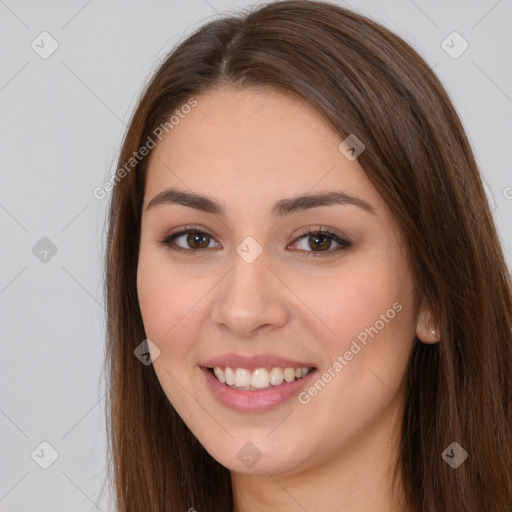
left=200, top=367, right=318, bottom=412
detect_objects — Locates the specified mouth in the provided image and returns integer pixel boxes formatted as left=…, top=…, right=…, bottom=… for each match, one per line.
left=206, top=365, right=314, bottom=390
left=199, top=353, right=318, bottom=411
left=199, top=355, right=319, bottom=412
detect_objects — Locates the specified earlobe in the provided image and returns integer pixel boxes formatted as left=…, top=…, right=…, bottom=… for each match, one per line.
left=416, top=301, right=441, bottom=344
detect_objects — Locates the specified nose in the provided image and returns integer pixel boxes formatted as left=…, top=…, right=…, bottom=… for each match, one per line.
left=210, top=247, right=289, bottom=338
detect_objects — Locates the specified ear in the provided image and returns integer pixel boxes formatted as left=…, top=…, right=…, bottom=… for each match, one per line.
left=416, top=300, right=440, bottom=343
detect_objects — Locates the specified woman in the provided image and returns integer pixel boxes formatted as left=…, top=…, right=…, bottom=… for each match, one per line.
left=103, top=1, right=512, bottom=510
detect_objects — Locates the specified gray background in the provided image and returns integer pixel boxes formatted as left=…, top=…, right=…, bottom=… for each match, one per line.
left=1, top=0, right=511, bottom=510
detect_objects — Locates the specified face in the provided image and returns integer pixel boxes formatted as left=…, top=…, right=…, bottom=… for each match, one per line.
left=137, top=86, right=422, bottom=477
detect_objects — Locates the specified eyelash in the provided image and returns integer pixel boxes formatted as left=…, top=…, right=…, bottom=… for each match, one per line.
left=158, top=225, right=351, bottom=258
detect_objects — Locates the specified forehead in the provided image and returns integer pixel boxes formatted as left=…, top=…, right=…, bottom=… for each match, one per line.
left=143, top=86, right=383, bottom=216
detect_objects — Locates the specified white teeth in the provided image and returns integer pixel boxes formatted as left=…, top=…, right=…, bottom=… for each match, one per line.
left=211, top=366, right=313, bottom=389
left=283, top=368, right=296, bottom=382
left=269, top=367, right=283, bottom=385
left=251, top=368, right=269, bottom=388
left=214, top=367, right=225, bottom=383
left=234, top=368, right=251, bottom=387
left=224, top=367, right=235, bottom=386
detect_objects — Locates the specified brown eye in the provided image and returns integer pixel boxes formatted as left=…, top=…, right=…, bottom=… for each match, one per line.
left=292, top=228, right=351, bottom=257
left=159, top=228, right=221, bottom=253
left=185, top=232, right=211, bottom=249
left=306, top=233, right=332, bottom=251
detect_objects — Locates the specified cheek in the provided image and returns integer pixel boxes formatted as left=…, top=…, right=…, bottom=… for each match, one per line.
left=136, top=253, right=206, bottom=356
left=136, top=256, right=207, bottom=412
left=292, top=269, right=415, bottom=451
left=310, top=260, right=414, bottom=353
left=301, top=258, right=417, bottom=427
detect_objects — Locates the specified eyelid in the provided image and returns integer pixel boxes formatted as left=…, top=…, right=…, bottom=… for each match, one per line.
left=164, top=224, right=217, bottom=240
left=159, top=224, right=221, bottom=252
left=290, top=226, right=351, bottom=257
left=293, top=225, right=349, bottom=243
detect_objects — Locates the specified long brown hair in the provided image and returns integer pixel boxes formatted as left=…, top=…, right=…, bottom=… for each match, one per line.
left=103, top=1, right=512, bottom=510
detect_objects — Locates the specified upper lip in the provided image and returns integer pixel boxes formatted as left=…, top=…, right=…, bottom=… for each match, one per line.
left=201, top=353, right=317, bottom=371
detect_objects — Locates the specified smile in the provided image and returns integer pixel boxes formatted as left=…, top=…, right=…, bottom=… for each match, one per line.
left=210, top=366, right=313, bottom=390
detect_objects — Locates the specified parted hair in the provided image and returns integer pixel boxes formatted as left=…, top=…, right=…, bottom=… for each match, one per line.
left=103, top=2, right=512, bottom=510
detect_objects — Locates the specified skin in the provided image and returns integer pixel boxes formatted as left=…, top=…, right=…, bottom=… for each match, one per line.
left=136, top=85, right=438, bottom=512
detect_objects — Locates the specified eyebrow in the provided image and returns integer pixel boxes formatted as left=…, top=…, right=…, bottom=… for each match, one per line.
left=146, top=187, right=376, bottom=216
